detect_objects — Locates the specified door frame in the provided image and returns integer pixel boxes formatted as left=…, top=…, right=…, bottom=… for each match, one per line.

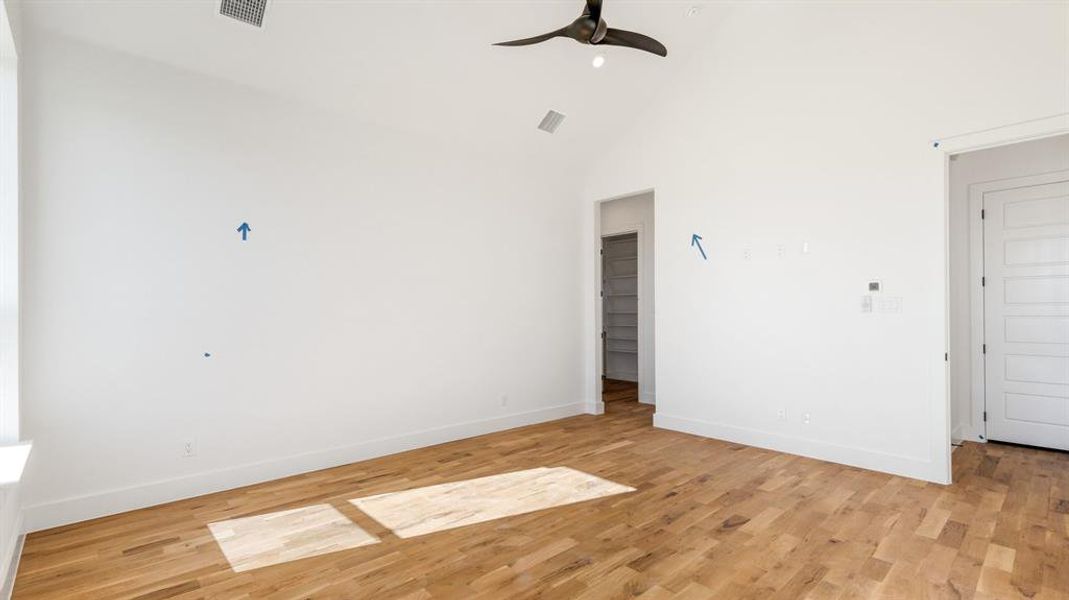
left=936, top=112, right=1069, bottom=472
left=591, top=189, right=654, bottom=415
left=967, top=168, right=1069, bottom=444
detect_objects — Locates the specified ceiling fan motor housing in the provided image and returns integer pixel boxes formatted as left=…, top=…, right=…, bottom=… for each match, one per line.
left=571, top=16, right=607, bottom=44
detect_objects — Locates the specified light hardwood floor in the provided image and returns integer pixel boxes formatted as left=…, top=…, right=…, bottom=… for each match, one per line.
left=14, top=402, right=1069, bottom=599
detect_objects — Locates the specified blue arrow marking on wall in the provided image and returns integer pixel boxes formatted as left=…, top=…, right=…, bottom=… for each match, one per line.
left=237, top=222, right=251, bottom=242
left=691, top=233, right=707, bottom=260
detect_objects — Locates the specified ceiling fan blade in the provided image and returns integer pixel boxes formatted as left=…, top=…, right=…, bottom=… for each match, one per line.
left=598, top=28, right=668, bottom=57
left=493, top=27, right=570, bottom=47
left=584, top=0, right=602, bottom=23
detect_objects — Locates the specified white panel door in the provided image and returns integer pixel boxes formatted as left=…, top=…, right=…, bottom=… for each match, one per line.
left=984, top=178, right=1069, bottom=449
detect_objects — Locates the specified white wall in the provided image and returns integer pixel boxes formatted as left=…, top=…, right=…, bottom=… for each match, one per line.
left=948, top=135, right=1069, bottom=443
left=20, top=33, right=586, bottom=531
left=581, top=2, right=1069, bottom=483
left=600, top=192, right=655, bottom=403
left=0, top=0, right=16, bottom=53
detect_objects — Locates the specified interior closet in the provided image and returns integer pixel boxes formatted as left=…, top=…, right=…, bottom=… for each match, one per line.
left=602, top=232, right=638, bottom=382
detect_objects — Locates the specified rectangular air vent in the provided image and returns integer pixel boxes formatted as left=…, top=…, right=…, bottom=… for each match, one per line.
left=538, top=110, right=566, bottom=134
left=220, top=0, right=267, bottom=28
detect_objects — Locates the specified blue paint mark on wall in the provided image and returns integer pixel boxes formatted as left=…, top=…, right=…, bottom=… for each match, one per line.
left=237, top=222, right=251, bottom=241
left=690, top=233, right=707, bottom=260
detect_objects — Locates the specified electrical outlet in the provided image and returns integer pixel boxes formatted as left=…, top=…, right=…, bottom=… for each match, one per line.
left=500, top=395, right=509, bottom=407
left=776, top=245, right=785, bottom=258
left=182, top=438, right=197, bottom=457
left=861, top=296, right=873, bottom=313
left=743, top=248, right=752, bottom=261
left=777, top=408, right=787, bottom=421
left=802, top=413, right=811, bottom=425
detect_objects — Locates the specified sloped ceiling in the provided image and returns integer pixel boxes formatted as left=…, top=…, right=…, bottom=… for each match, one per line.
left=22, top=0, right=724, bottom=162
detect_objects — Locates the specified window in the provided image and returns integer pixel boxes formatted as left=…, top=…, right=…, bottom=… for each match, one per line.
left=0, top=0, right=18, bottom=444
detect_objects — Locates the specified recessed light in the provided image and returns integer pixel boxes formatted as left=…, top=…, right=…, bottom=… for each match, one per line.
left=592, top=54, right=606, bottom=68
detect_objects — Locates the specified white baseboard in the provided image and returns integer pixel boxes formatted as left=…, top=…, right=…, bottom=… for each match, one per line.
left=654, top=413, right=948, bottom=484
left=639, top=391, right=655, bottom=405
left=23, top=402, right=586, bottom=533
left=0, top=519, right=23, bottom=600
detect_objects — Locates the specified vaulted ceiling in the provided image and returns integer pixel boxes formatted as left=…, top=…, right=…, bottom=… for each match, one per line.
left=23, top=1, right=725, bottom=160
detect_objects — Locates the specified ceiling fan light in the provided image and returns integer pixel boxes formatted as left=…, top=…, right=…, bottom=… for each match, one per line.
left=592, top=54, right=606, bottom=68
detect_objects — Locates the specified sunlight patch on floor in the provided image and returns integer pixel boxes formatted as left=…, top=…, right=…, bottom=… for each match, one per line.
left=207, top=467, right=633, bottom=572
left=350, top=466, right=635, bottom=538
left=208, top=504, right=379, bottom=572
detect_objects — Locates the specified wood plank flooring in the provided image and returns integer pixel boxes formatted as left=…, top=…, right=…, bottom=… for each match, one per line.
left=14, top=402, right=1069, bottom=599
left=602, top=379, right=639, bottom=403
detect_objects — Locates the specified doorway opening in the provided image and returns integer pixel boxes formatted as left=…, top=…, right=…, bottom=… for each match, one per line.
left=602, top=232, right=639, bottom=404
left=597, top=191, right=654, bottom=413
left=948, top=133, right=1069, bottom=452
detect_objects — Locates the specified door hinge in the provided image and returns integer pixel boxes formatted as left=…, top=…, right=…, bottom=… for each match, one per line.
left=982, top=343, right=987, bottom=354
left=983, top=411, right=987, bottom=422
left=600, top=290, right=604, bottom=298
left=944, top=352, right=948, bottom=362
left=981, top=276, right=986, bottom=287
left=981, top=209, right=985, bottom=219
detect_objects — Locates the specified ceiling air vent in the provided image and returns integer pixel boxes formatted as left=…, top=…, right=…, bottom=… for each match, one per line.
left=220, top=0, right=267, bottom=28
left=538, top=110, right=566, bottom=134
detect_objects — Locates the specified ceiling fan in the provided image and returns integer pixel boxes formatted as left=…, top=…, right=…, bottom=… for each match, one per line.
left=493, top=0, right=668, bottom=58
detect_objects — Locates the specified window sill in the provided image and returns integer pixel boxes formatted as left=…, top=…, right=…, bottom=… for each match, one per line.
left=0, top=443, right=31, bottom=488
